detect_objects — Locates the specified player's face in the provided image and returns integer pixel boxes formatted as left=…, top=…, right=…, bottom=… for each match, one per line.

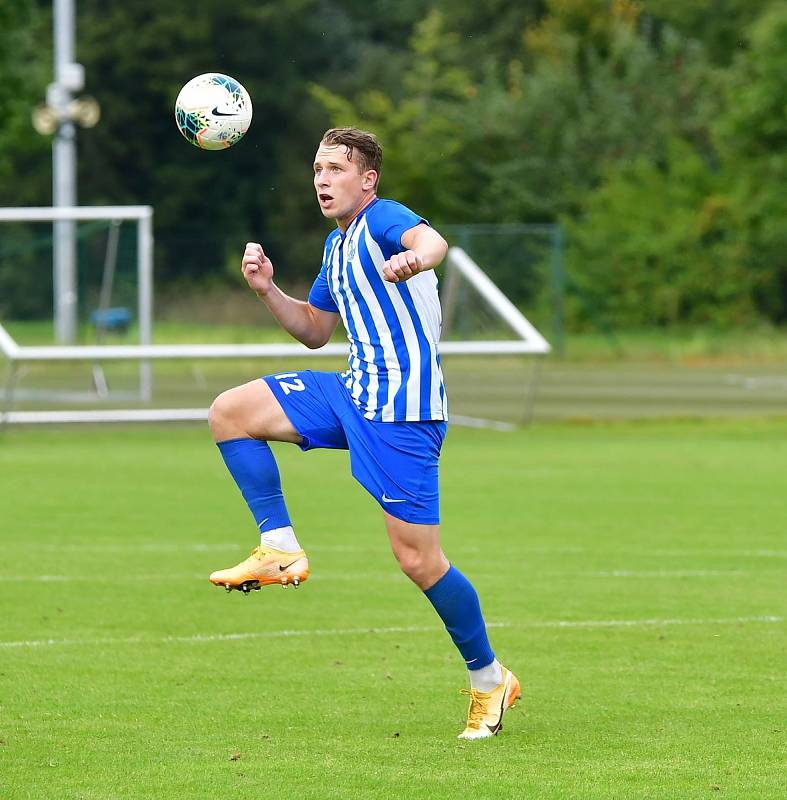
left=313, top=143, right=376, bottom=229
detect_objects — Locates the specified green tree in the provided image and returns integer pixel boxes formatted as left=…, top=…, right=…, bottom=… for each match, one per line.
left=312, top=1, right=733, bottom=313
left=640, top=0, right=774, bottom=65
left=0, top=1, right=52, bottom=318
left=714, top=3, right=787, bottom=320
left=0, top=0, right=50, bottom=207
left=564, top=1, right=787, bottom=329
left=566, top=139, right=758, bottom=327
left=73, top=0, right=459, bottom=289
left=3, top=0, right=784, bottom=331
left=312, top=11, right=477, bottom=221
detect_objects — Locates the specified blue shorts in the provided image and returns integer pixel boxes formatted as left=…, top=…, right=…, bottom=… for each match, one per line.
left=263, top=371, right=446, bottom=524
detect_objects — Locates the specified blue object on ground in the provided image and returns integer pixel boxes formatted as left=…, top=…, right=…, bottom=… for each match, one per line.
left=90, top=307, right=132, bottom=332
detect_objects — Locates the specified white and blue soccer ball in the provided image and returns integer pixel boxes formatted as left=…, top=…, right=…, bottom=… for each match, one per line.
left=174, top=73, right=252, bottom=150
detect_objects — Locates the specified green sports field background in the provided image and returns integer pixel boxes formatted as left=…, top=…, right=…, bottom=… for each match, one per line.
left=1, top=419, right=785, bottom=799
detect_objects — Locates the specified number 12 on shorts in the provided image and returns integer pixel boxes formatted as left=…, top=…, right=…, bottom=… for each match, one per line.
left=273, top=373, right=306, bottom=395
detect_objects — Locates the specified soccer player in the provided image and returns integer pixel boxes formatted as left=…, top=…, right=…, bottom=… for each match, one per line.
left=208, top=127, right=520, bottom=739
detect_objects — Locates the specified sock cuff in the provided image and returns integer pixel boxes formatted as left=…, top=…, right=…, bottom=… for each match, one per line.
left=217, top=437, right=269, bottom=451
left=423, top=564, right=459, bottom=601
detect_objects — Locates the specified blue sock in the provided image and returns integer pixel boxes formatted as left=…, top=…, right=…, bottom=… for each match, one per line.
left=217, top=438, right=291, bottom=533
left=423, top=565, right=495, bottom=669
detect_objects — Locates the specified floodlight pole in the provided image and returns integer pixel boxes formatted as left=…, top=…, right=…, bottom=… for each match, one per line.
left=52, top=0, right=80, bottom=343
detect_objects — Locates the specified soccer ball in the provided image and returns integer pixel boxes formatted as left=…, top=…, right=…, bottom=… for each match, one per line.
left=174, top=73, right=252, bottom=150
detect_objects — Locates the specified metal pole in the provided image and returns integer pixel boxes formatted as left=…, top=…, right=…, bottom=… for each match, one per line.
left=53, top=0, right=78, bottom=344
left=138, top=211, right=154, bottom=401
left=91, top=219, right=121, bottom=397
left=1, top=361, right=21, bottom=432
left=522, top=354, right=543, bottom=426
left=550, top=225, right=565, bottom=357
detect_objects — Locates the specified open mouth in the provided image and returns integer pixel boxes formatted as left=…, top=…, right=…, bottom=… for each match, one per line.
left=318, top=193, right=333, bottom=203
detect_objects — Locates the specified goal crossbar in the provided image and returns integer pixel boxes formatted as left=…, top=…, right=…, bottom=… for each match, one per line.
left=0, top=335, right=541, bottom=363
left=0, top=206, right=153, bottom=222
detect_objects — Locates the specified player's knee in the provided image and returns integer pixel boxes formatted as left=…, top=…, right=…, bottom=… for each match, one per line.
left=208, top=389, right=244, bottom=439
left=393, top=546, right=429, bottom=583
left=390, top=538, right=448, bottom=589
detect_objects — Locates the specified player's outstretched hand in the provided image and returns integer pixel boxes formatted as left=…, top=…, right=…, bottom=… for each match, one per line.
left=242, top=242, right=274, bottom=296
left=383, top=250, right=422, bottom=283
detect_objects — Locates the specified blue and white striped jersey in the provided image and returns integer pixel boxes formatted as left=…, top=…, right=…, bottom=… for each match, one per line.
left=307, top=198, right=448, bottom=422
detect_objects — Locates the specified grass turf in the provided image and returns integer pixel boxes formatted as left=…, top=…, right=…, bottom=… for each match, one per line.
left=1, top=420, right=785, bottom=799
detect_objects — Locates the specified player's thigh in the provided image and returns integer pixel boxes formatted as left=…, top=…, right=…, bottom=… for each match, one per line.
left=383, top=513, right=443, bottom=556
left=209, top=378, right=301, bottom=443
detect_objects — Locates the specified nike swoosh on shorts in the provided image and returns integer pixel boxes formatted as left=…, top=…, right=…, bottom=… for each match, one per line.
left=382, top=493, right=406, bottom=503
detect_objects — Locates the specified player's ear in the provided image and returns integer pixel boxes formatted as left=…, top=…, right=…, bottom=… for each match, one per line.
left=362, top=170, right=378, bottom=191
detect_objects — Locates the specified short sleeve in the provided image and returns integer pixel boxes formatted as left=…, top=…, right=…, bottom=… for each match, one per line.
left=367, top=200, right=429, bottom=259
left=307, top=263, right=339, bottom=312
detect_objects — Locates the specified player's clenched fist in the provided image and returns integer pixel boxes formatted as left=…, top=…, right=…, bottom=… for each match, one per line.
left=383, top=250, right=422, bottom=283
left=241, top=242, right=274, bottom=296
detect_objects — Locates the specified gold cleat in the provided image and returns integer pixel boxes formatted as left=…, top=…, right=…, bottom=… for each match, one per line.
left=209, top=545, right=309, bottom=593
left=457, top=666, right=521, bottom=740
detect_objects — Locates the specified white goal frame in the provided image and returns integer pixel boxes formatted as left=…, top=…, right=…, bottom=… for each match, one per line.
left=0, top=204, right=155, bottom=401
left=1, top=235, right=550, bottom=425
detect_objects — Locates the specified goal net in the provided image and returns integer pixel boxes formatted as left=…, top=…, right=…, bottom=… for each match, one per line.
left=1, top=209, right=549, bottom=427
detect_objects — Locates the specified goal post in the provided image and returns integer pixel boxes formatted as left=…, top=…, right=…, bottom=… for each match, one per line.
left=0, top=205, right=155, bottom=400
left=439, top=247, right=551, bottom=428
left=442, top=247, right=550, bottom=352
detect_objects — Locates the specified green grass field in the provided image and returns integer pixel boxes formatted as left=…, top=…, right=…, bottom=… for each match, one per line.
left=1, top=420, right=786, bottom=799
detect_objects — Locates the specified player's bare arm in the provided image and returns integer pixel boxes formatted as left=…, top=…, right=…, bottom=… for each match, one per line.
left=242, top=242, right=339, bottom=349
left=383, top=223, right=448, bottom=283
